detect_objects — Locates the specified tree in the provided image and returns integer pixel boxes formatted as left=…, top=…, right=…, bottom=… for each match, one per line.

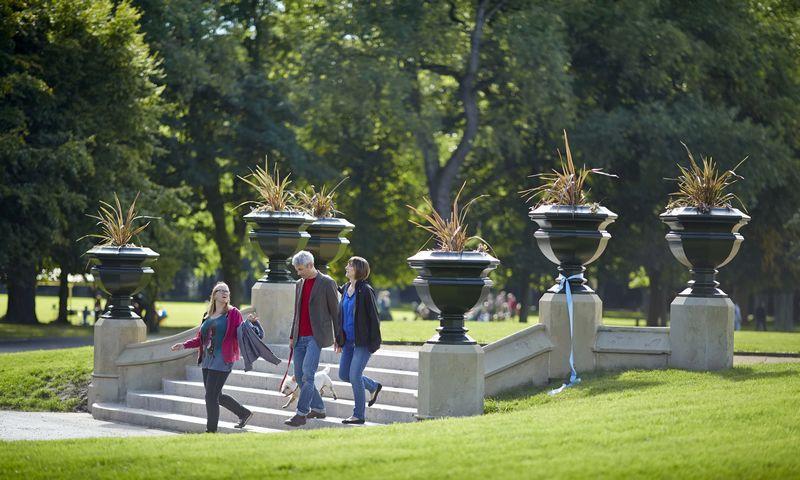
left=282, top=0, right=575, bottom=290
left=565, top=0, right=800, bottom=325
left=0, top=0, right=163, bottom=323
left=133, top=0, right=307, bottom=305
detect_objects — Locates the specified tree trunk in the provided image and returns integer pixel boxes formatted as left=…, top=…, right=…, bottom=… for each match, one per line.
left=203, top=184, right=243, bottom=306
left=55, top=268, right=70, bottom=324
left=646, top=269, right=667, bottom=327
left=5, top=261, right=38, bottom=324
left=141, top=288, right=159, bottom=334
left=417, top=1, right=504, bottom=217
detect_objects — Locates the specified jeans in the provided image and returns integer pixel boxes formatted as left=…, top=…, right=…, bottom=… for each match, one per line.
left=202, top=368, right=250, bottom=433
left=339, top=342, right=378, bottom=419
left=293, top=336, right=325, bottom=416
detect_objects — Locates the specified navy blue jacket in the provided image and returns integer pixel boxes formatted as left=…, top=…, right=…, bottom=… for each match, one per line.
left=337, top=280, right=382, bottom=353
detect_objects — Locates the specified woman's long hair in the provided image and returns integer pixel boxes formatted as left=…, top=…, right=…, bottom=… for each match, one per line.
left=204, top=281, right=231, bottom=320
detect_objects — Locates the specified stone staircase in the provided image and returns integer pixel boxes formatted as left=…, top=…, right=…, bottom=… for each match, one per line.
left=92, top=344, right=419, bottom=433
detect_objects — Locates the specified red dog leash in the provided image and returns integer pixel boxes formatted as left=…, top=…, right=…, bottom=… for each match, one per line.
left=278, top=343, right=293, bottom=392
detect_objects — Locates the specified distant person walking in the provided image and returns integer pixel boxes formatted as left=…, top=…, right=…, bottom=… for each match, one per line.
left=338, top=256, right=382, bottom=424
left=171, top=282, right=253, bottom=433
left=284, top=251, right=342, bottom=427
left=733, top=303, right=742, bottom=331
left=377, top=290, right=393, bottom=321
left=755, top=304, right=767, bottom=331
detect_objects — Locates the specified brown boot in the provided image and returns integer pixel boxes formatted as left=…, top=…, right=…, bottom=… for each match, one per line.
left=284, top=414, right=306, bottom=427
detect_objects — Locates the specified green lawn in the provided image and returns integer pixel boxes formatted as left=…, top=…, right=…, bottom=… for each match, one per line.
left=0, top=362, right=798, bottom=478
left=0, top=347, right=92, bottom=412
left=0, top=323, right=93, bottom=339
left=0, top=293, right=208, bottom=328
left=733, top=331, right=800, bottom=354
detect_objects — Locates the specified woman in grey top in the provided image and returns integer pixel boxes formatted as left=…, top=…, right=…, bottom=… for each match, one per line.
left=171, top=282, right=253, bottom=432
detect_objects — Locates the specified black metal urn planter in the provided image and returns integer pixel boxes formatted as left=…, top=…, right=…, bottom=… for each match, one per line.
left=529, top=204, right=617, bottom=294
left=244, top=211, right=315, bottom=283
left=408, top=251, right=500, bottom=344
left=305, top=217, right=355, bottom=274
left=86, top=246, right=159, bottom=319
left=660, top=207, right=750, bottom=297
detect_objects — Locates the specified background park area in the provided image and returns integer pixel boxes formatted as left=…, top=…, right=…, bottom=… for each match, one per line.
left=3, top=0, right=800, bottom=478
left=2, top=293, right=800, bottom=353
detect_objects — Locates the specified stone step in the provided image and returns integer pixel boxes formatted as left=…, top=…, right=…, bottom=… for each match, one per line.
left=126, top=392, right=380, bottom=430
left=265, top=344, right=419, bottom=372
left=92, top=402, right=282, bottom=434
left=162, top=379, right=417, bottom=424
left=231, top=359, right=419, bottom=390
left=186, top=366, right=419, bottom=403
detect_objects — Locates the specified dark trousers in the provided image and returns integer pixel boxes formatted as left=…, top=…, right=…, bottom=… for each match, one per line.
left=202, top=368, right=250, bottom=433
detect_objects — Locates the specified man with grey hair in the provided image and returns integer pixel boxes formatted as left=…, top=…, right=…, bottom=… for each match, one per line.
left=284, top=250, right=343, bottom=427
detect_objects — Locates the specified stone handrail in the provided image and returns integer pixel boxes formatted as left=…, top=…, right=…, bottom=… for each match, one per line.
left=116, top=306, right=255, bottom=368
left=594, top=325, right=670, bottom=355
left=593, top=325, right=671, bottom=371
left=483, top=323, right=552, bottom=396
left=116, top=326, right=199, bottom=367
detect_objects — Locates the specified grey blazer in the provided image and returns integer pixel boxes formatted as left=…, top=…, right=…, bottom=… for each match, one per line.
left=290, top=272, right=342, bottom=348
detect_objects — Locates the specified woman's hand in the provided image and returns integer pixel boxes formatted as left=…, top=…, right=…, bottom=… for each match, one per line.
left=334, top=342, right=342, bottom=354
left=247, top=313, right=259, bottom=323
left=170, top=343, right=184, bottom=351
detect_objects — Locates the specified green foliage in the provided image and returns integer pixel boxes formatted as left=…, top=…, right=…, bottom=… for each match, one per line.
left=296, top=178, right=348, bottom=218
left=80, top=192, right=155, bottom=247
left=520, top=130, right=617, bottom=207
left=666, top=143, right=747, bottom=213
left=237, top=159, right=298, bottom=213
left=407, top=182, right=490, bottom=252
left=0, top=0, right=165, bottom=322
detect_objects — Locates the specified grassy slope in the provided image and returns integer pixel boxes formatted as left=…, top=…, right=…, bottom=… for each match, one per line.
left=1, top=364, right=798, bottom=479
left=0, top=347, right=92, bottom=411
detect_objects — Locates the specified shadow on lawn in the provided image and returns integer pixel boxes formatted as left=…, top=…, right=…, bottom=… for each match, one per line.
left=711, top=365, right=800, bottom=383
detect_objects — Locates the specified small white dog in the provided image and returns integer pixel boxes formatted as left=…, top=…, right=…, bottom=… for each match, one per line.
left=280, top=365, right=338, bottom=409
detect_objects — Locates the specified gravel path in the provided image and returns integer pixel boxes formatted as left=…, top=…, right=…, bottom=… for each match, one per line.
left=0, top=411, right=175, bottom=441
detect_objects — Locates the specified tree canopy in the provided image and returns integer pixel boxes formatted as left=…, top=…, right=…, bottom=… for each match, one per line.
left=2, top=0, right=799, bottom=326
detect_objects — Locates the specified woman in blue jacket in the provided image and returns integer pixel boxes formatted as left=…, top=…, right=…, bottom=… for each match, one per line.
left=337, top=256, right=382, bottom=424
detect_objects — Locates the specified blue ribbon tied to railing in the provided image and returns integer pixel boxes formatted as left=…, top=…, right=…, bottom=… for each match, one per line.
left=548, top=273, right=584, bottom=396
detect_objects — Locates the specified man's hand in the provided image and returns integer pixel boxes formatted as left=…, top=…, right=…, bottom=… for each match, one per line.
left=289, top=337, right=294, bottom=348
left=170, top=343, right=184, bottom=352
left=334, top=342, right=342, bottom=354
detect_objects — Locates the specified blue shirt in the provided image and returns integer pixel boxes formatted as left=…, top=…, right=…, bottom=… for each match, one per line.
left=342, top=288, right=356, bottom=344
left=200, top=314, right=232, bottom=372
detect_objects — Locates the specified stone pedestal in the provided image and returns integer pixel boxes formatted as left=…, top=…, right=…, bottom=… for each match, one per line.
left=89, top=317, right=147, bottom=406
left=669, top=296, right=734, bottom=371
left=417, top=343, right=484, bottom=419
left=539, top=292, right=602, bottom=380
left=251, top=281, right=296, bottom=344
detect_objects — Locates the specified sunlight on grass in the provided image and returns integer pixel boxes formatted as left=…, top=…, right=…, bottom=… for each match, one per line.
left=0, top=363, right=797, bottom=479
left=0, top=347, right=92, bottom=411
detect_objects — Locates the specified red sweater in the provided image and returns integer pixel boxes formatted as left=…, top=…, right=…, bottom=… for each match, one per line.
left=298, top=277, right=316, bottom=336
left=183, top=307, right=243, bottom=364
